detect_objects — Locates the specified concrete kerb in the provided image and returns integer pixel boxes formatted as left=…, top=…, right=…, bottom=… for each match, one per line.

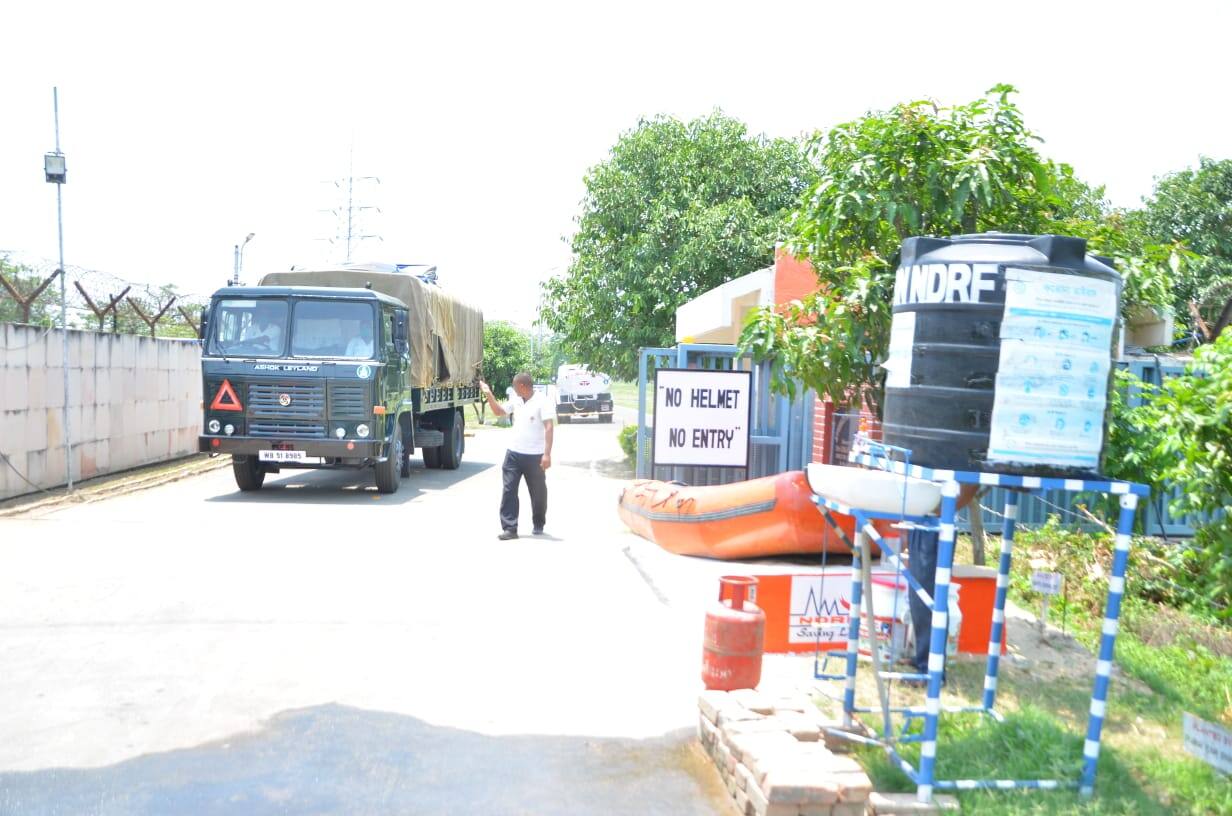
left=0, top=453, right=231, bottom=518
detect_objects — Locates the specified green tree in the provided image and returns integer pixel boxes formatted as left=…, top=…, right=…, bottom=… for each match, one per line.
left=527, top=330, right=567, bottom=384
left=1140, top=157, right=1232, bottom=337
left=740, top=85, right=1172, bottom=414
left=482, top=321, right=532, bottom=395
left=541, top=111, right=814, bottom=380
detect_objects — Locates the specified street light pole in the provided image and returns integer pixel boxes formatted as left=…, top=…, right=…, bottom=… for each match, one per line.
left=232, top=232, right=254, bottom=285
left=46, top=87, right=72, bottom=491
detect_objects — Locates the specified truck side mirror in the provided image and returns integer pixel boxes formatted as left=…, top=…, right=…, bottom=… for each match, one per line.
left=394, top=311, right=409, bottom=355
left=199, top=308, right=209, bottom=341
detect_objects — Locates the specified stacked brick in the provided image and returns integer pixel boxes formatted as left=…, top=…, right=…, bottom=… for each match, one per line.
left=696, top=690, right=959, bottom=816
left=697, top=689, right=871, bottom=816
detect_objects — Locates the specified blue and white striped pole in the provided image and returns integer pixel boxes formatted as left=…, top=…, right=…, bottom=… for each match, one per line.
left=1079, top=492, right=1139, bottom=797
left=916, top=480, right=960, bottom=804
left=982, top=491, right=1019, bottom=712
left=842, top=516, right=868, bottom=729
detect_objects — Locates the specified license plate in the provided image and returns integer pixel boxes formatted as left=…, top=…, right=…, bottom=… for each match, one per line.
left=258, top=450, right=320, bottom=463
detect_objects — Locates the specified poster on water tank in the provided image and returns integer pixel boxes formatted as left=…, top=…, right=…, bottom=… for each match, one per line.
left=882, top=311, right=916, bottom=389
left=987, top=268, right=1118, bottom=469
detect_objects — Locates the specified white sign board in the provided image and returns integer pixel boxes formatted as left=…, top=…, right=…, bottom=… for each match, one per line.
left=1184, top=713, right=1232, bottom=775
left=987, top=268, right=1117, bottom=470
left=1031, top=571, right=1065, bottom=596
left=652, top=369, right=752, bottom=468
left=788, top=574, right=851, bottom=645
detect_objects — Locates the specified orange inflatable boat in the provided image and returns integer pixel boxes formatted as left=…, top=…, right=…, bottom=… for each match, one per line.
left=617, top=471, right=896, bottom=560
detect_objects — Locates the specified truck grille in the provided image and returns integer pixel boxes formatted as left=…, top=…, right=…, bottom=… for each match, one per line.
left=330, top=382, right=369, bottom=419
left=249, top=419, right=327, bottom=438
left=247, top=382, right=327, bottom=437
left=248, top=383, right=326, bottom=418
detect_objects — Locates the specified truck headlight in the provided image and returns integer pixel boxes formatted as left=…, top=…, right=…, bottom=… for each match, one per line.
left=356, top=423, right=370, bottom=438
left=335, top=427, right=346, bottom=439
left=208, top=419, right=221, bottom=433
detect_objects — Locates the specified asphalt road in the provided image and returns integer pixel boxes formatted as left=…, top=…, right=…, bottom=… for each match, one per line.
left=0, top=418, right=730, bottom=815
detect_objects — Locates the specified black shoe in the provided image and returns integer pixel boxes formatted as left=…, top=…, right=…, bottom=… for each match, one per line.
left=532, top=527, right=544, bottom=536
left=498, top=530, right=518, bottom=540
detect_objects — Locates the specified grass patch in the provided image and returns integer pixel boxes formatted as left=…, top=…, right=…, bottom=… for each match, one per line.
left=609, top=381, right=646, bottom=413
left=843, top=656, right=1231, bottom=814
left=856, top=707, right=1161, bottom=815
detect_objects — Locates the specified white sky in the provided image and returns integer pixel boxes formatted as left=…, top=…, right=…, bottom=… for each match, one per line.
left=2, top=0, right=1229, bottom=326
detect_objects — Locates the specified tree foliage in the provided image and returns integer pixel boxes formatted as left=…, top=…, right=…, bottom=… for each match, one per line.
left=1104, top=336, right=1232, bottom=617
left=481, top=321, right=532, bottom=395
left=741, top=85, right=1175, bottom=414
left=1139, top=157, right=1232, bottom=336
left=541, top=111, right=814, bottom=380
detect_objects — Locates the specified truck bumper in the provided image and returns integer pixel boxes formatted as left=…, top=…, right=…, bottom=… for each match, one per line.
left=556, top=400, right=613, bottom=416
left=199, top=435, right=387, bottom=459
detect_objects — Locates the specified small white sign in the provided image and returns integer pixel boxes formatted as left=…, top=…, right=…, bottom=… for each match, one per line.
left=652, top=369, right=751, bottom=468
left=1183, top=712, right=1232, bottom=775
left=883, top=311, right=916, bottom=389
left=788, top=574, right=849, bottom=645
left=1031, top=571, right=1064, bottom=595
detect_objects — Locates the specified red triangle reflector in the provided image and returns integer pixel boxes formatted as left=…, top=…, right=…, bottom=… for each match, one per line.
left=210, top=379, right=243, bottom=412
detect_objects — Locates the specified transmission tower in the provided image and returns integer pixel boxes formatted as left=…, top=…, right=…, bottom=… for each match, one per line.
left=320, top=146, right=382, bottom=263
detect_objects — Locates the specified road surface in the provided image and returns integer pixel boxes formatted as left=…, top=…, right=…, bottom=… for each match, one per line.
left=0, top=417, right=730, bottom=815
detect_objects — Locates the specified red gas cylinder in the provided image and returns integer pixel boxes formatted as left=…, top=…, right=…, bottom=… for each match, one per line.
left=701, top=576, right=766, bottom=691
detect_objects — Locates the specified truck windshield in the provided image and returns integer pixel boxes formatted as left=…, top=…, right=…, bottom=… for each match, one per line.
left=208, top=298, right=289, bottom=357
left=290, top=300, right=376, bottom=359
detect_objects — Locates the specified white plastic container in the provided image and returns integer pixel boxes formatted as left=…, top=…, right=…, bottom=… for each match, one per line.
left=857, top=575, right=912, bottom=663
left=902, top=581, right=964, bottom=659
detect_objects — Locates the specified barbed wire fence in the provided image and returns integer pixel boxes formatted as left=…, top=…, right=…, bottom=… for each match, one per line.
left=0, top=250, right=215, bottom=339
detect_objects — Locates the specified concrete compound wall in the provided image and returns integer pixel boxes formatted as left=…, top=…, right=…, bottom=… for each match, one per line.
left=0, top=324, right=202, bottom=501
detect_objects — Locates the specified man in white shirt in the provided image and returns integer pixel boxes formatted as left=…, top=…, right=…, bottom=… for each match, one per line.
left=345, top=321, right=374, bottom=358
left=241, top=305, right=283, bottom=352
left=480, top=372, right=553, bottom=540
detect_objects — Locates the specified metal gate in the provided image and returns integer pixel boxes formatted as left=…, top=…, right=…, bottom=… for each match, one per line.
left=635, top=344, right=813, bottom=484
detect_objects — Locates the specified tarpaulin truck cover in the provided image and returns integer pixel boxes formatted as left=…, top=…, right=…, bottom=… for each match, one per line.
left=258, top=267, right=483, bottom=388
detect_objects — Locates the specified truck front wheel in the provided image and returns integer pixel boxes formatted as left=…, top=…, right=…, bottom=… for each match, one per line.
left=375, top=423, right=403, bottom=494
left=232, top=455, right=265, bottom=491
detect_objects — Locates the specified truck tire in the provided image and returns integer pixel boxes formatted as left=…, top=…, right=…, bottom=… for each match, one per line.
left=422, top=445, right=442, bottom=469
left=375, top=423, right=403, bottom=494
left=557, top=414, right=571, bottom=424
left=600, top=413, right=613, bottom=423
left=232, top=455, right=265, bottom=491
left=440, top=409, right=464, bottom=470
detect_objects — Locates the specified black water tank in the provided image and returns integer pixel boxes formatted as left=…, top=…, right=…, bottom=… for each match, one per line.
left=881, top=233, right=1121, bottom=477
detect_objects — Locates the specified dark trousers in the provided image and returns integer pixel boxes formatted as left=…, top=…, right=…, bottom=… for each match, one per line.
left=500, top=450, right=547, bottom=532
left=907, top=527, right=940, bottom=673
